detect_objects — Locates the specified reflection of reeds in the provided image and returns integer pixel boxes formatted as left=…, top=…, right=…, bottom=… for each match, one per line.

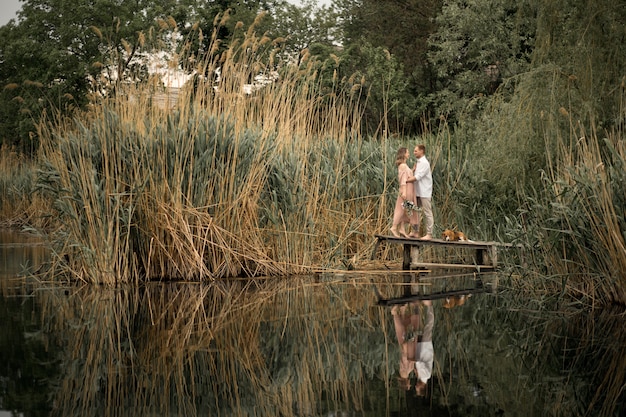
left=564, top=306, right=626, bottom=417
left=42, top=277, right=398, bottom=416
left=432, top=288, right=626, bottom=417
left=526, top=303, right=626, bottom=417
left=24, top=273, right=625, bottom=416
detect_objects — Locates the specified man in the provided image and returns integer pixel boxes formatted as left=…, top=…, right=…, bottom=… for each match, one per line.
left=410, top=144, right=434, bottom=240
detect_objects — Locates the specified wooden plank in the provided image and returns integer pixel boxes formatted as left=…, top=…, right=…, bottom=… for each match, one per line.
left=374, top=234, right=519, bottom=249
left=411, top=262, right=495, bottom=270
left=377, top=286, right=487, bottom=306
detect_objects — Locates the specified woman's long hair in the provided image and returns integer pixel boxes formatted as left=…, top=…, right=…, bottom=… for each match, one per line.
left=395, top=147, right=408, bottom=166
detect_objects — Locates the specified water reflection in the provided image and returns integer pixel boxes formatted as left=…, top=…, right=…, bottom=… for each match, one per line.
left=0, top=232, right=625, bottom=416
left=27, top=279, right=395, bottom=416
left=0, top=230, right=52, bottom=416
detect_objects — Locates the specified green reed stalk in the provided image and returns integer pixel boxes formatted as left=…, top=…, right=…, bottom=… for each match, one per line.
left=516, top=119, right=626, bottom=306
left=0, top=145, right=45, bottom=227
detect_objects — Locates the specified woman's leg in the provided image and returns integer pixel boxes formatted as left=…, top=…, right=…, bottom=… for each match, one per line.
left=390, top=197, right=405, bottom=237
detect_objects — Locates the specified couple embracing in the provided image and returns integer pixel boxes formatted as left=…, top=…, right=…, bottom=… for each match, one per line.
left=390, top=144, right=434, bottom=240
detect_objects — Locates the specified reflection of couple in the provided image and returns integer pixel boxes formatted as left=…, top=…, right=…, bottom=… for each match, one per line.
left=391, top=300, right=434, bottom=396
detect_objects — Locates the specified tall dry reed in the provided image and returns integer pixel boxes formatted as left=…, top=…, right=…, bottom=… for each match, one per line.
left=35, top=15, right=422, bottom=284
left=31, top=11, right=503, bottom=285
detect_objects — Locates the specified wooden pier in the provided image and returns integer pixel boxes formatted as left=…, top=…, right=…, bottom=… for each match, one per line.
left=371, top=234, right=521, bottom=272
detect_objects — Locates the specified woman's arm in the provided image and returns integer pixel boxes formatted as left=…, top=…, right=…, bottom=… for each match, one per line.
left=399, top=170, right=410, bottom=199
left=399, top=184, right=407, bottom=200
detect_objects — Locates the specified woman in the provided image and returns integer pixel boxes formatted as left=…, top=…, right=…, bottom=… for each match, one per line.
left=390, top=147, right=418, bottom=238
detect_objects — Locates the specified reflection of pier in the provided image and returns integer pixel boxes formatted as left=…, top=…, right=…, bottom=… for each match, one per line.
left=375, top=272, right=490, bottom=306
left=371, top=234, right=522, bottom=272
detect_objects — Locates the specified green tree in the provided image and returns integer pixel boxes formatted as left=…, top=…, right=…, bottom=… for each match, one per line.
left=334, top=0, right=442, bottom=134
left=340, top=0, right=440, bottom=78
left=172, top=0, right=275, bottom=73
left=426, top=0, right=536, bottom=121
left=337, top=42, right=417, bottom=136
left=264, top=0, right=340, bottom=61
left=0, top=0, right=273, bottom=155
left=0, top=0, right=172, bottom=154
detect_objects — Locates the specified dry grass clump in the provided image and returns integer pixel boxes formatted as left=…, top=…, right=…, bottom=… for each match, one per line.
left=35, top=15, right=402, bottom=285
left=36, top=107, right=396, bottom=284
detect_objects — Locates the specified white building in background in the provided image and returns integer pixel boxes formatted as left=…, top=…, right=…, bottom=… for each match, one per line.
left=140, top=51, right=280, bottom=108
left=147, top=50, right=193, bottom=89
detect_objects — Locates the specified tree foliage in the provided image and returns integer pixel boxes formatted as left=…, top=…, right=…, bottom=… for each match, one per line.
left=0, top=0, right=272, bottom=155
left=0, top=0, right=166, bottom=153
left=531, top=0, right=626, bottom=130
left=337, top=0, right=441, bottom=133
left=427, top=0, right=536, bottom=121
left=265, top=0, right=340, bottom=60
left=336, top=42, right=418, bottom=136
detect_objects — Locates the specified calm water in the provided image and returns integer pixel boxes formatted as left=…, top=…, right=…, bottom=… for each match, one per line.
left=1, top=229, right=624, bottom=417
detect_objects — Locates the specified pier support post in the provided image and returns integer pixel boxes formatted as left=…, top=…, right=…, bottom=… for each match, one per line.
left=402, top=244, right=411, bottom=270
